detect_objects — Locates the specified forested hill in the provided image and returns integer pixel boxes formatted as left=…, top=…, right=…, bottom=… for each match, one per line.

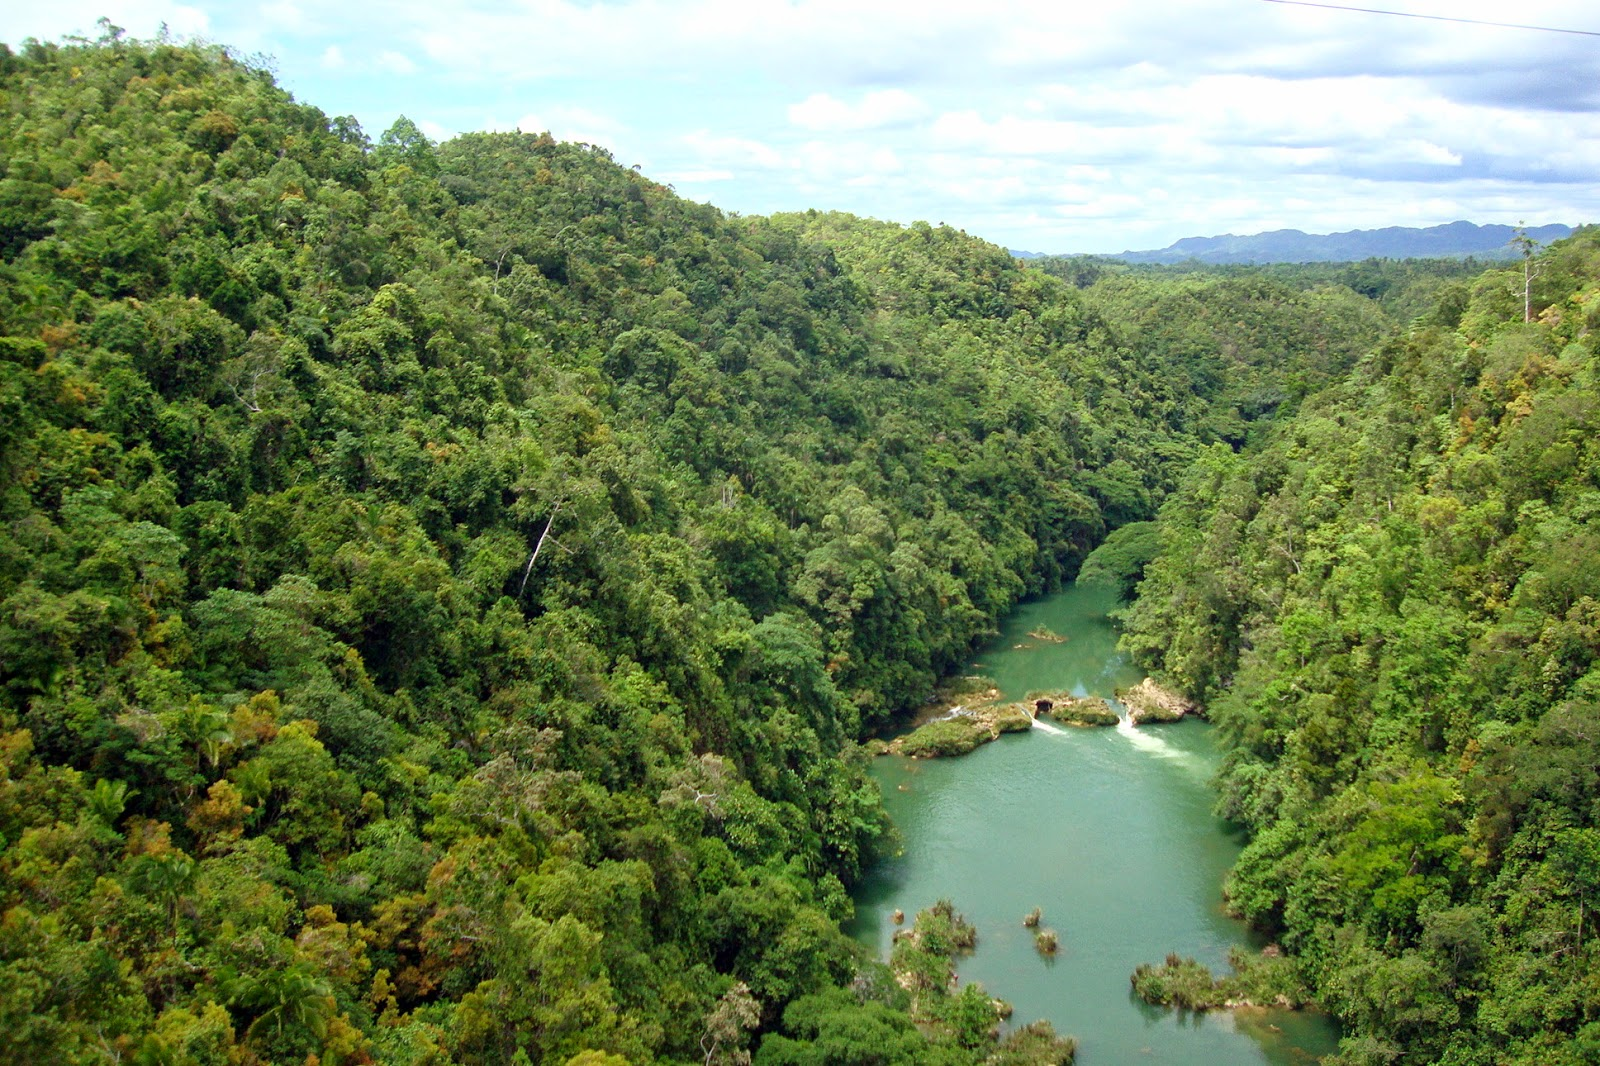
left=0, top=31, right=1424, bottom=1065
left=1122, top=229, right=1600, bottom=1063
left=1106, top=220, right=1573, bottom=265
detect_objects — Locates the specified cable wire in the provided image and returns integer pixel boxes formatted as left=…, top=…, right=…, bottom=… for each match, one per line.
left=1260, top=0, right=1600, bottom=38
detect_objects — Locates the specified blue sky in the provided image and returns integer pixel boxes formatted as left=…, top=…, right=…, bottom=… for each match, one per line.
left=5, top=1, right=1598, bottom=253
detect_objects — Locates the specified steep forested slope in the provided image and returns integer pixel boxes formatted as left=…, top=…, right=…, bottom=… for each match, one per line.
left=1124, top=230, right=1600, bottom=1064
left=0, top=30, right=1411, bottom=1065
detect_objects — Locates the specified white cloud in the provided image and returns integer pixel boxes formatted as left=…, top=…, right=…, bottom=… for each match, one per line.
left=319, top=44, right=344, bottom=69
left=929, top=107, right=1201, bottom=172
left=408, top=0, right=1001, bottom=83
left=1399, top=140, right=1465, bottom=167
left=795, top=140, right=910, bottom=185
left=788, top=89, right=927, bottom=132
left=259, top=1, right=303, bottom=29
left=842, top=149, right=904, bottom=188
left=515, top=106, right=628, bottom=150
left=682, top=130, right=785, bottom=170
left=377, top=50, right=417, bottom=75
left=659, top=169, right=736, bottom=184
left=163, top=3, right=210, bottom=36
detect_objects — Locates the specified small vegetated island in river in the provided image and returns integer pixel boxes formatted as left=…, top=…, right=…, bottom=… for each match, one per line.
left=2, top=24, right=1598, bottom=1066
left=1131, top=946, right=1312, bottom=1012
left=882, top=674, right=1192, bottom=757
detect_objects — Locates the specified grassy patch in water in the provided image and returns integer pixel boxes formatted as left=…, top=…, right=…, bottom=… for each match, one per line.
left=1025, top=691, right=1119, bottom=727
left=899, top=717, right=989, bottom=757
left=1131, top=947, right=1310, bottom=1011
left=991, top=1020, right=1077, bottom=1065
left=893, top=700, right=1033, bottom=757
left=993, top=703, right=1035, bottom=733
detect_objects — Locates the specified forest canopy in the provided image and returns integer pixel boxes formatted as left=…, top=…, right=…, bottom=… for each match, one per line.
left=1121, top=222, right=1600, bottom=1063
left=1, top=25, right=1579, bottom=1066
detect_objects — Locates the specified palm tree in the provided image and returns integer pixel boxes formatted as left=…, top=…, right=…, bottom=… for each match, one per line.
left=231, top=965, right=336, bottom=1045
left=174, top=701, right=234, bottom=771
left=129, top=851, right=198, bottom=941
left=85, top=777, right=136, bottom=831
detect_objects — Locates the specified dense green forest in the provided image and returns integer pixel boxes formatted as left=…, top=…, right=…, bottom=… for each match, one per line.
left=0, top=29, right=1422, bottom=1065
left=4, top=25, right=1582, bottom=1066
left=1123, top=229, right=1600, bottom=1063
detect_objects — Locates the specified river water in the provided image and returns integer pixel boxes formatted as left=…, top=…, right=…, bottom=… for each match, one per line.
left=848, top=582, right=1340, bottom=1064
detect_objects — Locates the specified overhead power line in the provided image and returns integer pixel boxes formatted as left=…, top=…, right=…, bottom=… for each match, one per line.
left=1260, top=0, right=1600, bottom=38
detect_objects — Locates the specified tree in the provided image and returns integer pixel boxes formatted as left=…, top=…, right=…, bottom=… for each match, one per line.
left=228, top=964, right=336, bottom=1046
left=702, top=981, right=760, bottom=1066
left=376, top=116, right=439, bottom=175
left=1509, top=224, right=1543, bottom=323
left=127, top=851, right=199, bottom=942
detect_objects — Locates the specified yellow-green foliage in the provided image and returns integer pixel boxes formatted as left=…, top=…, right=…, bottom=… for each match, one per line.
left=1130, top=949, right=1308, bottom=1011
left=1029, top=694, right=1119, bottom=727
left=992, top=704, right=1035, bottom=733
left=899, top=717, right=989, bottom=757
left=0, top=27, right=1441, bottom=1066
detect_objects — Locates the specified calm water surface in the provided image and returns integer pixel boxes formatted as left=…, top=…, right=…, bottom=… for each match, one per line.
left=848, top=582, right=1340, bottom=1064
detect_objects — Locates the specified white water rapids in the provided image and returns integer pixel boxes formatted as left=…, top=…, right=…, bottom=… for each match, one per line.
left=1030, top=716, right=1069, bottom=736
left=1031, top=706, right=1200, bottom=770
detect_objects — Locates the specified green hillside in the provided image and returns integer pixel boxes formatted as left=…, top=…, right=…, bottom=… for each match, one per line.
left=0, top=30, right=1396, bottom=1065
left=1123, top=228, right=1600, bottom=1063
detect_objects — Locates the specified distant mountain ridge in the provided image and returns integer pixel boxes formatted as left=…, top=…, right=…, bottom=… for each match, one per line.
left=1014, top=221, right=1573, bottom=264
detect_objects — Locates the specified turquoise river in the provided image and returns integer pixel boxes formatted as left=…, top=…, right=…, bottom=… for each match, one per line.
left=847, top=582, right=1341, bottom=1064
